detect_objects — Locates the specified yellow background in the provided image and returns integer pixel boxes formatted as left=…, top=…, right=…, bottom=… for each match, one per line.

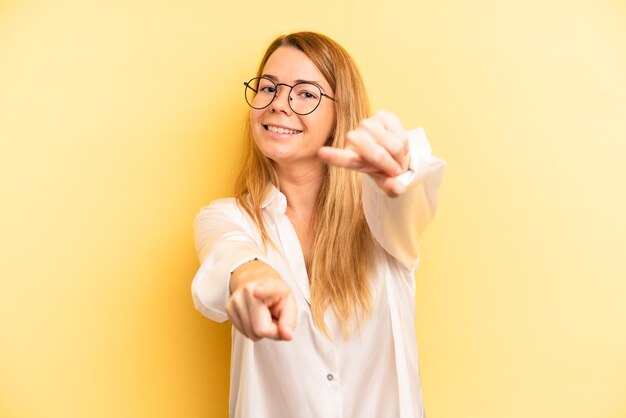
left=1, top=0, right=625, bottom=417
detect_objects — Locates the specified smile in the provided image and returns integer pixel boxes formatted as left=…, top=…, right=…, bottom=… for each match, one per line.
left=264, top=125, right=303, bottom=135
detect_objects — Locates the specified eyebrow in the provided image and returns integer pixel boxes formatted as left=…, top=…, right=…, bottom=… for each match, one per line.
left=261, top=73, right=330, bottom=93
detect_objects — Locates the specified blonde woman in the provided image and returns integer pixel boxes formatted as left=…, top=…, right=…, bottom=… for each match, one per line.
left=192, top=32, right=445, bottom=418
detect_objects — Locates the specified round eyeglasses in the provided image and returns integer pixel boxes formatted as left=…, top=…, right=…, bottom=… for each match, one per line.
left=243, top=76, right=335, bottom=115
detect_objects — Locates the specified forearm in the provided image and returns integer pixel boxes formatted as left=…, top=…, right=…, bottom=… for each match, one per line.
left=362, top=128, right=446, bottom=271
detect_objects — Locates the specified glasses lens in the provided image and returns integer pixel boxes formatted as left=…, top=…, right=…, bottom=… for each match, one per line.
left=290, top=83, right=322, bottom=115
left=245, top=77, right=275, bottom=109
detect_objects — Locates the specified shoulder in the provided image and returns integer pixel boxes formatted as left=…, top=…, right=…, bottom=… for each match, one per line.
left=194, top=197, right=248, bottom=224
left=201, top=197, right=238, bottom=212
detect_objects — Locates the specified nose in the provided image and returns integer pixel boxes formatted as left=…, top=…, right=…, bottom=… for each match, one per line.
left=270, top=84, right=293, bottom=115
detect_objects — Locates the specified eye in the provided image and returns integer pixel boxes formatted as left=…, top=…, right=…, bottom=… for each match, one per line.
left=259, top=85, right=276, bottom=94
left=293, top=84, right=320, bottom=100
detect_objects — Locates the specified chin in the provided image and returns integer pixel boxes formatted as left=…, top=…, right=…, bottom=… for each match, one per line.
left=255, top=141, right=294, bottom=163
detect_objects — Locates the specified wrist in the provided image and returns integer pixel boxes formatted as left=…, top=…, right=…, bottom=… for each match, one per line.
left=230, top=259, right=276, bottom=294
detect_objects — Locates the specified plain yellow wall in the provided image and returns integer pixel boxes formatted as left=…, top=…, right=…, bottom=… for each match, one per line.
left=1, top=0, right=625, bottom=417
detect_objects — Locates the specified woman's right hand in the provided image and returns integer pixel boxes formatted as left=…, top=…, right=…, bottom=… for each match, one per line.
left=226, top=260, right=297, bottom=341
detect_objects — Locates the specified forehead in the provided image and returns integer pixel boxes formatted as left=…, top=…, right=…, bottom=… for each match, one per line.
left=262, top=46, right=332, bottom=91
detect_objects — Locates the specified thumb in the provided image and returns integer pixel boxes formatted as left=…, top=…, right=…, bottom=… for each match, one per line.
left=370, top=173, right=406, bottom=197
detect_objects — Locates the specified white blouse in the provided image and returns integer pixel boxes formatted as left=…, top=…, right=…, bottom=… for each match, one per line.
left=192, top=128, right=446, bottom=418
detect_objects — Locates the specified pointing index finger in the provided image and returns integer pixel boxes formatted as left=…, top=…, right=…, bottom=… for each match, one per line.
left=318, top=146, right=362, bottom=170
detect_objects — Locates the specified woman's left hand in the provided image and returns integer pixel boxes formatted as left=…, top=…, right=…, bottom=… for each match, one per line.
left=318, top=110, right=410, bottom=197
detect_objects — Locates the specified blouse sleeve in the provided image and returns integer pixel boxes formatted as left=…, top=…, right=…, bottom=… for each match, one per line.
left=191, top=200, right=270, bottom=322
left=362, top=127, right=446, bottom=273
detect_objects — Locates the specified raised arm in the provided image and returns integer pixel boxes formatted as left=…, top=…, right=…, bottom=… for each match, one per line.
left=191, top=200, right=296, bottom=340
left=361, top=128, right=445, bottom=271
left=318, top=111, right=446, bottom=271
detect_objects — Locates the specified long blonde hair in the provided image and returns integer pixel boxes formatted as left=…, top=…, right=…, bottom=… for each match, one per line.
left=235, top=32, right=373, bottom=336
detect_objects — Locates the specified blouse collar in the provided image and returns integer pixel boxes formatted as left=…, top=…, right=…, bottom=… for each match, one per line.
left=260, top=184, right=287, bottom=216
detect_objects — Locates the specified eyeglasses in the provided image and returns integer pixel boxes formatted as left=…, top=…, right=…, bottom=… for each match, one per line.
left=243, top=76, right=335, bottom=115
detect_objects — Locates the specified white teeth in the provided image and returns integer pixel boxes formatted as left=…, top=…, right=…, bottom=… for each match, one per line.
left=266, top=125, right=301, bottom=135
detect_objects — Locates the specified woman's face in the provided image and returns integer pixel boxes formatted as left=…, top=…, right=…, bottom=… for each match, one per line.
left=250, top=46, right=336, bottom=169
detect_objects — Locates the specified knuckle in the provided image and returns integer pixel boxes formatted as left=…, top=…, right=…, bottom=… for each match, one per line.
left=242, top=283, right=255, bottom=296
left=346, top=128, right=362, bottom=143
left=251, top=323, right=265, bottom=337
left=243, top=327, right=255, bottom=338
left=360, top=118, right=374, bottom=129
left=374, top=109, right=392, bottom=120
left=370, top=147, right=387, bottom=163
left=252, top=325, right=265, bottom=338
left=228, top=292, right=242, bottom=307
left=388, top=140, right=404, bottom=155
left=363, top=117, right=383, bottom=132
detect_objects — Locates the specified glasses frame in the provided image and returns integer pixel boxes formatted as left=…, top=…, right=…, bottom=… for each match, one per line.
left=243, top=76, right=335, bottom=116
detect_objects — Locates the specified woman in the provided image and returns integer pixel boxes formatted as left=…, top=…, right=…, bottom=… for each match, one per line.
left=192, top=31, right=445, bottom=418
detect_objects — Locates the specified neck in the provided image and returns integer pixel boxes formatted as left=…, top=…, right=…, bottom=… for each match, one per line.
left=274, top=160, right=325, bottom=215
